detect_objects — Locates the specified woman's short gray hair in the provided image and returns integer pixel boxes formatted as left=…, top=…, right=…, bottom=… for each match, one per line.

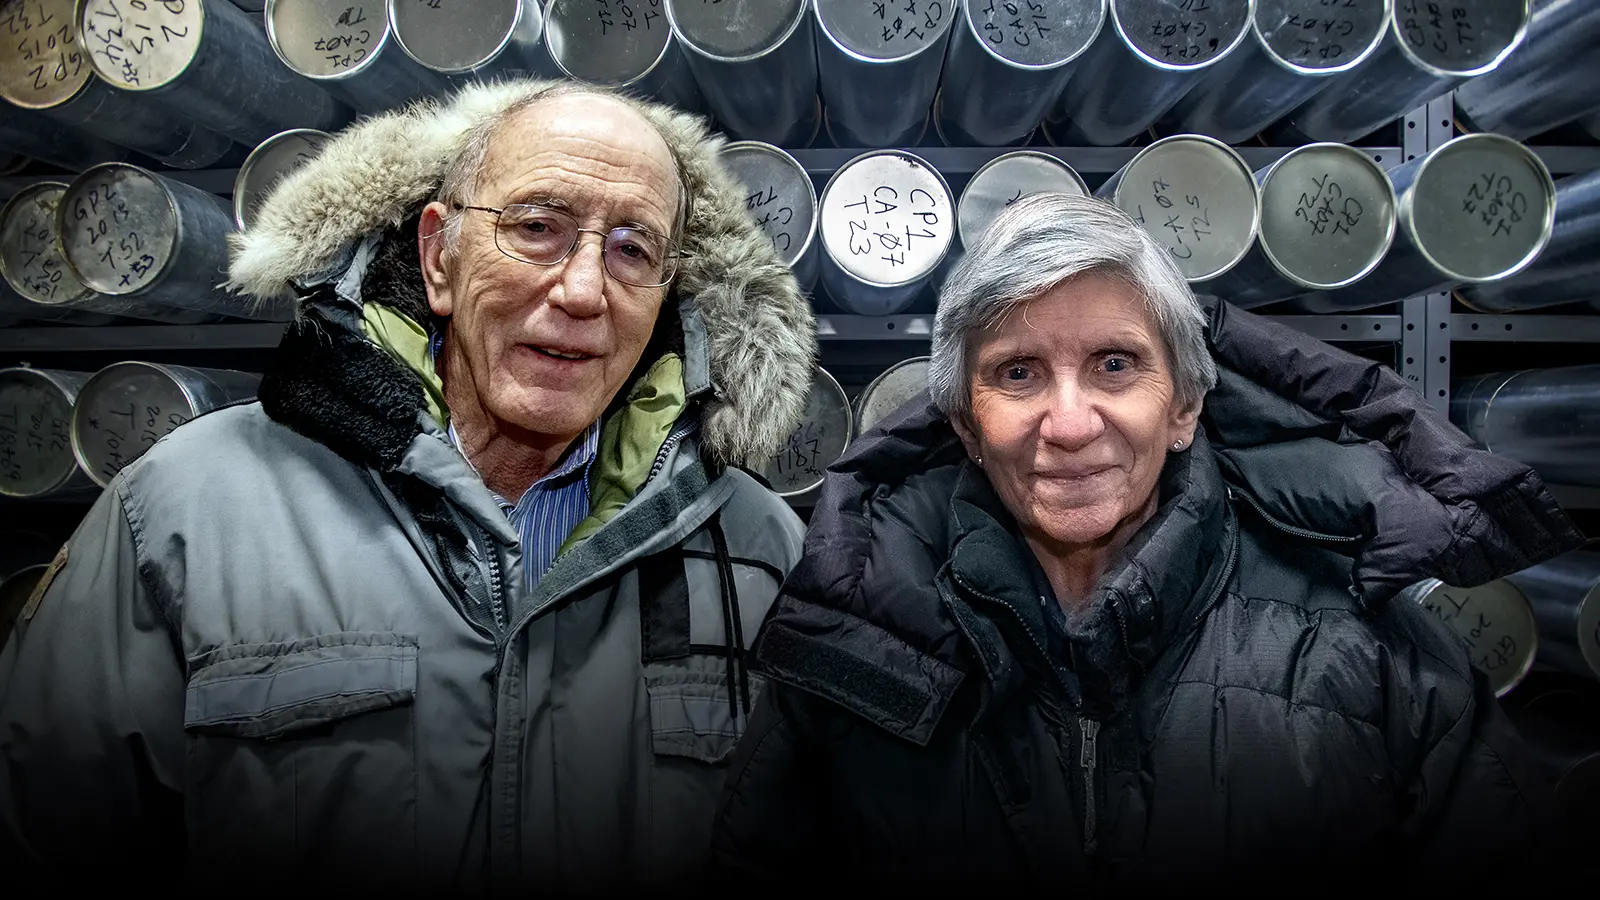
left=930, top=191, right=1218, bottom=423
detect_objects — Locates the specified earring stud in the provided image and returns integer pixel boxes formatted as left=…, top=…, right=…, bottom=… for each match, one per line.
left=1173, top=440, right=1185, bottom=451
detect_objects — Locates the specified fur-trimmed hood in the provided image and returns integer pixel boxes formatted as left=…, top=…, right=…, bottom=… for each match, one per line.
left=227, top=78, right=817, bottom=468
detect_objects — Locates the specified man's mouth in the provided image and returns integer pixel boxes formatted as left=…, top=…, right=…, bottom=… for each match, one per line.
left=528, top=345, right=597, bottom=361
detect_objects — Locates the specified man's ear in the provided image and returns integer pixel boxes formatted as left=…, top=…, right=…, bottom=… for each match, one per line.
left=419, top=201, right=454, bottom=318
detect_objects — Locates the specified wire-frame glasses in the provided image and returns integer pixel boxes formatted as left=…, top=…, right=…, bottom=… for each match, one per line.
left=461, top=204, right=685, bottom=288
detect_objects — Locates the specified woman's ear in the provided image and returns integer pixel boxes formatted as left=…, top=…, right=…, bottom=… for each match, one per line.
left=951, top=413, right=983, bottom=463
left=1167, top=398, right=1202, bottom=450
left=419, top=202, right=454, bottom=318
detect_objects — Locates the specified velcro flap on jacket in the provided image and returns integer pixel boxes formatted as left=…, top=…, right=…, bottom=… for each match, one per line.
left=185, top=632, right=418, bottom=740
left=755, top=600, right=964, bottom=748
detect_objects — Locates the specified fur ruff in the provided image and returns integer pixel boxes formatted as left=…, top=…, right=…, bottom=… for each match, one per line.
left=227, top=79, right=817, bottom=467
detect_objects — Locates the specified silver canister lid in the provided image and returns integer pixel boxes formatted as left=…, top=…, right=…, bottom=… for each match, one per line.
left=719, top=141, right=816, bottom=269
left=1404, top=133, right=1555, bottom=283
left=1258, top=143, right=1396, bottom=290
left=964, top=0, right=1107, bottom=68
left=1111, top=134, right=1259, bottom=281
left=233, top=129, right=333, bottom=230
left=78, top=0, right=204, bottom=91
left=0, top=0, right=93, bottom=108
left=545, top=0, right=672, bottom=85
left=390, top=0, right=538, bottom=72
left=815, top=0, right=957, bottom=61
left=1116, top=0, right=1253, bottom=70
left=267, top=0, right=394, bottom=79
left=855, top=356, right=930, bottom=436
left=820, top=150, right=955, bottom=288
left=959, top=151, right=1088, bottom=249
left=758, top=366, right=852, bottom=497
left=1392, top=0, right=1528, bottom=76
left=667, top=0, right=804, bottom=59
left=0, top=183, right=97, bottom=307
left=58, top=164, right=178, bottom=297
left=1402, top=576, right=1539, bottom=697
left=1255, top=0, right=1389, bottom=73
left=0, top=368, right=79, bottom=498
left=71, top=361, right=197, bottom=487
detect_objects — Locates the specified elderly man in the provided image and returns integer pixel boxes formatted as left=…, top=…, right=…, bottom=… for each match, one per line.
left=0, top=80, right=816, bottom=891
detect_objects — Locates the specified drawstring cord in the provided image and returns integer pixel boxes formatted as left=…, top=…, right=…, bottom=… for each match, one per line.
left=708, top=514, right=751, bottom=720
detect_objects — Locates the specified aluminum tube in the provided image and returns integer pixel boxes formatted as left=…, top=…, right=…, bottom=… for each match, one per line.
left=0, top=104, right=130, bottom=172
left=1047, top=0, right=1253, bottom=147
left=70, top=360, right=261, bottom=487
left=1295, top=131, right=1554, bottom=311
left=233, top=128, right=333, bottom=231
left=0, top=366, right=97, bottom=499
left=757, top=365, right=851, bottom=498
left=545, top=0, right=703, bottom=114
left=0, top=181, right=211, bottom=322
left=668, top=0, right=816, bottom=147
left=1097, top=133, right=1260, bottom=283
left=0, top=0, right=235, bottom=169
left=1503, top=548, right=1600, bottom=681
left=389, top=0, right=558, bottom=84
left=1581, top=109, right=1600, bottom=143
left=1207, top=142, right=1396, bottom=308
left=957, top=150, right=1088, bottom=250
left=1458, top=168, right=1600, bottom=312
left=265, top=0, right=445, bottom=114
left=818, top=149, right=956, bottom=316
left=1450, top=364, right=1600, bottom=488
left=1397, top=576, right=1538, bottom=697
left=854, top=355, right=931, bottom=438
left=57, top=163, right=291, bottom=321
left=79, top=0, right=354, bottom=147
left=1277, top=0, right=1531, bottom=144
left=1454, top=0, right=1600, bottom=141
left=936, top=0, right=1106, bottom=148
left=1162, top=0, right=1392, bottom=145
left=813, top=0, right=956, bottom=147
left=718, top=140, right=820, bottom=295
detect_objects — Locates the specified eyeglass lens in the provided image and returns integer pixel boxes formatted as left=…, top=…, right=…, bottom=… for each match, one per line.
left=494, top=205, right=672, bottom=286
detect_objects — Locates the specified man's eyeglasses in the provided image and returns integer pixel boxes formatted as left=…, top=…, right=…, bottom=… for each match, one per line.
left=460, top=204, right=685, bottom=289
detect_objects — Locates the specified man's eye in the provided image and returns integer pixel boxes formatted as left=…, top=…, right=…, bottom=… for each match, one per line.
left=616, top=241, right=646, bottom=259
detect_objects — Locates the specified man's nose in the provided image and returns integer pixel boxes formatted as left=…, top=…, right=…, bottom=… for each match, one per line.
left=548, top=233, right=607, bottom=316
left=1039, top=378, right=1105, bottom=450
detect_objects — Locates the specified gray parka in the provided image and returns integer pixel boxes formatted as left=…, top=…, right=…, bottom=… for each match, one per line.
left=0, top=81, right=817, bottom=893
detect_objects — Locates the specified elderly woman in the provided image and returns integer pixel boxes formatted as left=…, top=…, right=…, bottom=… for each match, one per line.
left=710, top=193, right=1584, bottom=890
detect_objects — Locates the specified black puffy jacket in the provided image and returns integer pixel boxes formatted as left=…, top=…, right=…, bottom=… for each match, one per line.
left=710, top=301, right=1586, bottom=892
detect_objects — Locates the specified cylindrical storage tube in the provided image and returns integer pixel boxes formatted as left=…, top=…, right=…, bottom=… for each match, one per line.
left=1458, top=168, right=1600, bottom=313
left=265, top=0, right=446, bottom=114
left=389, top=0, right=557, bottom=83
left=1450, top=365, right=1600, bottom=488
left=1097, top=133, right=1260, bottom=283
left=233, top=128, right=333, bottom=231
left=545, top=0, right=703, bottom=113
left=70, top=361, right=261, bottom=488
left=1278, top=0, right=1531, bottom=144
left=1047, top=0, right=1254, bottom=147
left=1581, top=109, right=1600, bottom=143
left=812, top=0, right=957, bottom=147
left=854, top=355, right=931, bottom=438
left=1397, top=575, right=1539, bottom=697
left=1454, top=0, right=1600, bottom=141
left=1504, top=548, right=1600, bottom=681
left=57, top=163, right=291, bottom=322
left=958, top=150, right=1088, bottom=250
left=719, top=141, right=820, bottom=295
left=0, top=182, right=209, bottom=323
left=1163, top=0, right=1393, bottom=145
left=1296, top=132, right=1555, bottom=312
left=758, top=365, right=851, bottom=498
left=1501, top=688, right=1600, bottom=836
left=0, top=564, right=48, bottom=648
left=818, top=149, right=956, bottom=316
left=0, top=0, right=235, bottom=169
left=1207, top=143, right=1396, bottom=308
left=79, top=0, right=353, bottom=147
left=667, top=0, right=817, bottom=147
left=936, top=0, right=1106, bottom=148
left=0, top=366, right=97, bottom=500
left=0, top=104, right=129, bottom=173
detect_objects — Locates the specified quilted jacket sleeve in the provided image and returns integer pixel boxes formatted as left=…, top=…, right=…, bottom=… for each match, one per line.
left=0, top=481, right=186, bottom=885
left=710, top=682, right=827, bottom=882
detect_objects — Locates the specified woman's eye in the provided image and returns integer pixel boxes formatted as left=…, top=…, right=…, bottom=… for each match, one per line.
left=1103, top=356, right=1132, bottom=373
left=1003, top=365, right=1029, bottom=381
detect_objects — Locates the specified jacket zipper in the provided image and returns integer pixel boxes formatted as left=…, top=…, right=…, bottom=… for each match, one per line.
left=1079, top=716, right=1101, bottom=856
left=482, top=525, right=506, bottom=633
left=1225, top=485, right=1363, bottom=544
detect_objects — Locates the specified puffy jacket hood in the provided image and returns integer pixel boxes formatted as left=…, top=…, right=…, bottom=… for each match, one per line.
left=225, top=78, right=817, bottom=468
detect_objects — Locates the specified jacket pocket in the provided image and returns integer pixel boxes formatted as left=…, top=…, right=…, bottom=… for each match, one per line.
left=182, top=632, right=419, bottom=882
left=643, top=664, right=762, bottom=765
